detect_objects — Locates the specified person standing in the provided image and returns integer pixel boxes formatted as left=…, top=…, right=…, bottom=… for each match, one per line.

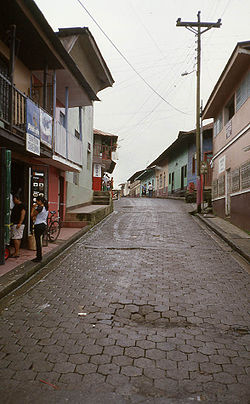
left=31, top=196, right=48, bottom=262
left=10, top=194, right=26, bottom=258
left=148, top=182, right=153, bottom=198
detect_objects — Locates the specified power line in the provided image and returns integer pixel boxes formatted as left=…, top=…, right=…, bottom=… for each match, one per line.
left=76, top=0, right=189, bottom=115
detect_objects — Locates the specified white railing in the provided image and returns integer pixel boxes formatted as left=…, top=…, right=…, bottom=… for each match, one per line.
left=54, top=121, right=82, bottom=166
left=68, top=132, right=82, bottom=166
left=54, top=121, right=67, bottom=158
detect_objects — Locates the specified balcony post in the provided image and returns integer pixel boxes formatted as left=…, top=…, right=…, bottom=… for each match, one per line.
left=65, top=86, right=69, bottom=159
left=43, top=64, right=48, bottom=110
left=9, top=25, right=16, bottom=132
left=79, top=106, right=82, bottom=140
left=52, top=70, right=57, bottom=151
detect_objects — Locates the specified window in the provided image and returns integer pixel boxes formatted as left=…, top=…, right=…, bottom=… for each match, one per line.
left=159, top=174, right=162, bottom=188
left=60, top=111, right=66, bottom=128
left=225, top=96, right=235, bottom=123
left=184, top=165, right=187, bottom=177
left=236, top=71, right=250, bottom=112
left=169, top=173, right=171, bottom=184
left=214, top=112, right=223, bottom=137
left=75, top=129, right=80, bottom=139
left=87, top=150, right=91, bottom=170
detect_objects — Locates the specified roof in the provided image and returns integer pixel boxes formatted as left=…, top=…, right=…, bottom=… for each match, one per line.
left=94, top=129, right=118, bottom=140
left=57, top=27, right=114, bottom=92
left=127, top=170, right=144, bottom=183
left=18, top=0, right=99, bottom=102
left=147, top=123, right=213, bottom=168
left=203, top=41, right=250, bottom=119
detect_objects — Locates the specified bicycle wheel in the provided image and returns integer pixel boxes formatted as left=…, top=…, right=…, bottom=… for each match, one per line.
left=48, top=220, right=60, bottom=242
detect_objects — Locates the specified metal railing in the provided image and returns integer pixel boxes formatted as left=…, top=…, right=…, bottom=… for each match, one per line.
left=0, top=72, right=26, bottom=138
left=93, top=143, right=113, bottom=160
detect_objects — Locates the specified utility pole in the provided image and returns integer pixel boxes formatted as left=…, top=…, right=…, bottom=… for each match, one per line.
left=176, top=11, right=221, bottom=213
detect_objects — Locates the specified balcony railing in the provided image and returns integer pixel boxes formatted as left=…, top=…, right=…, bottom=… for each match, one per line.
left=93, top=143, right=114, bottom=160
left=0, top=72, right=26, bottom=138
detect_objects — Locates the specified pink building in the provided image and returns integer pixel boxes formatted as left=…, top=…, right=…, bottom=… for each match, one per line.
left=203, top=41, right=250, bottom=231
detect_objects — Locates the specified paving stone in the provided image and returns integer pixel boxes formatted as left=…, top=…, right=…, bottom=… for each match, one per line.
left=98, top=363, right=120, bottom=375
left=13, top=370, right=37, bottom=381
left=200, top=362, right=222, bottom=374
left=59, top=372, right=83, bottom=384
left=53, top=362, right=76, bottom=374
left=121, top=366, right=142, bottom=377
left=145, top=349, right=164, bottom=360
left=124, top=346, right=144, bottom=358
left=154, top=377, right=178, bottom=393
left=187, top=352, right=209, bottom=363
left=112, top=355, right=133, bottom=367
left=134, top=357, right=155, bottom=369
left=103, top=346, right=124, bottom=356
left=75, top=363, right=97, bottom=375
left=82, top=344, right=103, bottom=355
left=106, top=373, right=130, bottom=386
left=143, top=367, right=165, bottom=379
left=167, top=351, right=187, bottom=361
left=214, top=372, right=237, bottom=384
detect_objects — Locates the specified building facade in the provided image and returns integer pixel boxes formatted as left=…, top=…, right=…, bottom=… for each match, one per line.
left=203, top=41, right=250, bottom=231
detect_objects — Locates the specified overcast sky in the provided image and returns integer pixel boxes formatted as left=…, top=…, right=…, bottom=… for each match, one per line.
left=35, top=0, right=250, bottom=186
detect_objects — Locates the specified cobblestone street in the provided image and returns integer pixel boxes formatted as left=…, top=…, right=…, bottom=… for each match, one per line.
left=0, top=198, right=250, bottom=403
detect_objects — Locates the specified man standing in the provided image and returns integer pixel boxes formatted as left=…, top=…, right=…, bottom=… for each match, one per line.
left=148, top=182, right=153, bottom=198
left=10, top=194, right=26, bottom=258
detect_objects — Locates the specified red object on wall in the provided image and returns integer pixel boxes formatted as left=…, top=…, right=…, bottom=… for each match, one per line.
left=93, top=177, right=102, bottom=191
left=48, top=167, right=66, bottom=222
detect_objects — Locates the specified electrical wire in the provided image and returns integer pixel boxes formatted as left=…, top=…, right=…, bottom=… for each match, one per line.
left=75, top=0, right=189, bottom=115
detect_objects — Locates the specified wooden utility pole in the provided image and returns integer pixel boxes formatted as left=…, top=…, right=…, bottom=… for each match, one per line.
left=176, top=11, right=221, bottom=212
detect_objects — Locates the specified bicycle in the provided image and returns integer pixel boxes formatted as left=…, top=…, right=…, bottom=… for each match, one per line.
left=47, top=211, right=61, bottom=242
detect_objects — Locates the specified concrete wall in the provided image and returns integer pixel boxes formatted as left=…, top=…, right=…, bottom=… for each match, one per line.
left=66, top=105, right=94, bottom=208
left=156, top=160, right=168, bottom=197
left=168, top=147, right=188, bottom=194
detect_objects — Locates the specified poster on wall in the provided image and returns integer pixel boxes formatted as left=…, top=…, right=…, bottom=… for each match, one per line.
left=93, top=163, right=101, bottom=177
left=40, top=109, right=52, bottom=148
left=26, top=98, right=40, bottom=155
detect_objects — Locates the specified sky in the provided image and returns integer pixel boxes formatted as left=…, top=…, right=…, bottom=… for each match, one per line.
left=35, top=0, right=250, bottom=187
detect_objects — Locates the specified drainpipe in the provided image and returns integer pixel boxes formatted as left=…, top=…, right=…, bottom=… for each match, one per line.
left=65, top=87, right=69, bottom=159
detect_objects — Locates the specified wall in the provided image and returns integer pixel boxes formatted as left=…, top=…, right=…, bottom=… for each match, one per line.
left=156, top=160, right=168, bottom=197
left=0, top=40, right=31, bottom=94
left=168, top=147, right=188, bottom=194
left=66, top=105, right=94, bottom=207
left=187, top=133, right=213, bottom=188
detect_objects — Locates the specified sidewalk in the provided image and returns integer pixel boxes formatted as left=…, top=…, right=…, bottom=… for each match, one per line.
left=186, top=202, right=250, bottom=264
left=197, top=212, right=250, bottom=264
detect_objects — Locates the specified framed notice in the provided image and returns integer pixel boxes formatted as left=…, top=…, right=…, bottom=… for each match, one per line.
left=218, top=155, right=226, bottom=174
left=26, top=98, right=40, bottom=155
left=40, top=109, right=52, bottom=148
left=94, top=164, right=101, bottom=177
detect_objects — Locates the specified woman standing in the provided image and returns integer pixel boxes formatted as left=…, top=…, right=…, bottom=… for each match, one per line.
left=31, top=196, right=48, bottom=262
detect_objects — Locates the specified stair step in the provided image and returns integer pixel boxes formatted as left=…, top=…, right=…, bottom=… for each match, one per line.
left=62, top=221, right=88, bottom=228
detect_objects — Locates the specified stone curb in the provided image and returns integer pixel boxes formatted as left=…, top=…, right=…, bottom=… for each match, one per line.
left=0, top=205, right=113, bottom=300
left=196, top=213, right=250, bottom=264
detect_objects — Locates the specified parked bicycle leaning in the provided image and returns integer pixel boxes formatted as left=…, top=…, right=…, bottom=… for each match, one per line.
left=31, top=196, right=48, bottom=262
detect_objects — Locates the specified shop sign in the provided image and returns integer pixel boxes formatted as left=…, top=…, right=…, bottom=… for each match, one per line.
left=218, top=155, right=226, bottom=174
left=40, top=109, right=52, bottom=148
left=26, top=98, right=40, bottom=155
left=93, top=163, right=101, bottom=177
